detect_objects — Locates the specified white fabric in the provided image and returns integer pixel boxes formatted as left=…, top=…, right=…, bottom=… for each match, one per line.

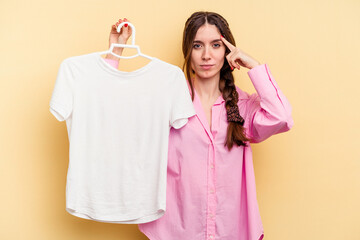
left=49, top=52, right=196, bottom=224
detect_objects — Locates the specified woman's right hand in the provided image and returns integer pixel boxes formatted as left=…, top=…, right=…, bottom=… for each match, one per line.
left=106, top=18, right=132, bottom=60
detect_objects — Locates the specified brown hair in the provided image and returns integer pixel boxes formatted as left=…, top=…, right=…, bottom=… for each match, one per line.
left=182, top=11, right=249, bottom=150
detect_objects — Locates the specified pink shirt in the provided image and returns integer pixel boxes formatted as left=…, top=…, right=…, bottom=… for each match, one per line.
left=105, top=58, right=293, bottom=240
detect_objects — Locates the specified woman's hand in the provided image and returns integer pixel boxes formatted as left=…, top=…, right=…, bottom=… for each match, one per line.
left=106, top=18, right=132, bottom=60
left=109, top=18, right=132, bottom=46
left=220, top=36, right=261, bottom=70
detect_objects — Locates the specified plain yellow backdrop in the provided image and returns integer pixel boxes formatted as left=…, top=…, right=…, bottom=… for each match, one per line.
left=1, top=0, right=359, bottom=239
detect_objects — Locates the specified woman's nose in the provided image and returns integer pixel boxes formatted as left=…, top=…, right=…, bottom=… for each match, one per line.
left=201, top=47, right=211, bottom=60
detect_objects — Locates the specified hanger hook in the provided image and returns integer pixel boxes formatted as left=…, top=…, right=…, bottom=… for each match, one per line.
left=116, top=22, right=136, bottom=45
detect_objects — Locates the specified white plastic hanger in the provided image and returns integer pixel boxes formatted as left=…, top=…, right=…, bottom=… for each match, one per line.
left=97, top=22, right=154, bottom=60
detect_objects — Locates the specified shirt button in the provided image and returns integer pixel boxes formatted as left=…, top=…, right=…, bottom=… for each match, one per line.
left=210, top=189, right=215, bottom=193
left=209, top=235, right=214, bottom=239
left=210, top=164, right=214, bottom=169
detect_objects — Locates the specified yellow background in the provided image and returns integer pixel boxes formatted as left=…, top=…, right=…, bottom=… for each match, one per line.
left=1, top=0, right=359, bottom=239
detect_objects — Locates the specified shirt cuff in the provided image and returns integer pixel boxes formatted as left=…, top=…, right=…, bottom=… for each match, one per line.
left=104, top=58, right=119, bottom=69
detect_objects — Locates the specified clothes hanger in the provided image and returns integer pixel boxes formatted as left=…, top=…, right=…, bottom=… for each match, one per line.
left=97, top=22, right=154, bottom=60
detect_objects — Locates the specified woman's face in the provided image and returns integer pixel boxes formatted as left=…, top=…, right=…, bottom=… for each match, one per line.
left=190, top=23, right=226, bottom=81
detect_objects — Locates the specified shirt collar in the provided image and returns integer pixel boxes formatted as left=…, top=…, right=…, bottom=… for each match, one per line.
left=190, top=84, right=225, bottom=142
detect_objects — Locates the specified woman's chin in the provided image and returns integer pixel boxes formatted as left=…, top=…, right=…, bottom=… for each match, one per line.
left=196, top=71, right=218, bottom=81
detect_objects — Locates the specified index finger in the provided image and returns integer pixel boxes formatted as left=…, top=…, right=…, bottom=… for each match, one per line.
left=220, top=35, right=235, bottom=51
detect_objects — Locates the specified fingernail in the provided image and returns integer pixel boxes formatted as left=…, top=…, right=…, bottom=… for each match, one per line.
left=221, top=35, right=224, bottom=38
left=231, top=67, right=233, bottom=70
left=125, top=24, right=128, bottom=27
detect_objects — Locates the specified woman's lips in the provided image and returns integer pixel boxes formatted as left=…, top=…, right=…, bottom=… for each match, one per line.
left=200, top=64, right=214, bottom=70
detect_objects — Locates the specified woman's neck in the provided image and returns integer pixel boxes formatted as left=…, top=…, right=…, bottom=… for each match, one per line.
left=193, top=75, right=222, bottom=102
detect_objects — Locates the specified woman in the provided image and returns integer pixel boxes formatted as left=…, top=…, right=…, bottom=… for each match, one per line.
left=105, top=12, right=293, bottom=240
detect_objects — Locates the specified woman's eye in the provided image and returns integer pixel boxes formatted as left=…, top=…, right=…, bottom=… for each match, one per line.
left=213, top=43, right=221, bottom=48
left=193, top=44, right=201, bottom=49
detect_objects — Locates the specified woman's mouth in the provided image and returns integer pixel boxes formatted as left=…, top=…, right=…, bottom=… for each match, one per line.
left=200, top=64, right=214, bottom=70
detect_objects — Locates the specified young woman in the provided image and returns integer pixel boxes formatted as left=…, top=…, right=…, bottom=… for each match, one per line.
left=105, top=12, right=293, bottom=240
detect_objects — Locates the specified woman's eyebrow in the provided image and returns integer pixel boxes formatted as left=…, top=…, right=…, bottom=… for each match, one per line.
left=193, top=39, right=222, bottom=43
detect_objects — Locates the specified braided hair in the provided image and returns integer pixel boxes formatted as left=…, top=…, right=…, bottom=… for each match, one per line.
left=182, top=11, right=249, bottom=150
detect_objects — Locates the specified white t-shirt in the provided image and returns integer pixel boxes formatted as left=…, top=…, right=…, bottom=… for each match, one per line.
left=49, top=52, right=196, bottom=224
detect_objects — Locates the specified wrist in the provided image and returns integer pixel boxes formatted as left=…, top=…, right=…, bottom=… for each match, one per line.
left=249, top=61, right=261, bottom=69
left=105, top=53, right=120, bottom=61
left=105, top=49, right=123, bottom=60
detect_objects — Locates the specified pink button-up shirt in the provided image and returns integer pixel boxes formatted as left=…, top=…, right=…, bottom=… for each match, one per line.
left=105, top=58, right=293, bottom=240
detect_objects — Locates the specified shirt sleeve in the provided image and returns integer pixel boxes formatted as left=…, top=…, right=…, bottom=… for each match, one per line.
left=169, top=69, right=196, bottom=129
left=104, top=58, right=119, bottom=69
left=244, top=63, right=294, bottom=143
left=49, top=60, right=74, bottom=121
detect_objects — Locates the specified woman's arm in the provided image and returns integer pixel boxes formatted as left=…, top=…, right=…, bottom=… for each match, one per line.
left=104, top=18, right=132, bottom=68
left=243, top=64, right=293, bottom=143
left=221, top=36, right=293, bottom=143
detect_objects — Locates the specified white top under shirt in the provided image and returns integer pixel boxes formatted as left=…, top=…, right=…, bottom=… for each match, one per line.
left=49, top=52, right=196, bottom=224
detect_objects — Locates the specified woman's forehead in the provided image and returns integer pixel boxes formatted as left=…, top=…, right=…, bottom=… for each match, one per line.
left=194, top=24, right=221, bottom=41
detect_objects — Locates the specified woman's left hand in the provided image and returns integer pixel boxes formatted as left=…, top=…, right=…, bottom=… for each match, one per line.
left=220, top=36, right=261, bottom=70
